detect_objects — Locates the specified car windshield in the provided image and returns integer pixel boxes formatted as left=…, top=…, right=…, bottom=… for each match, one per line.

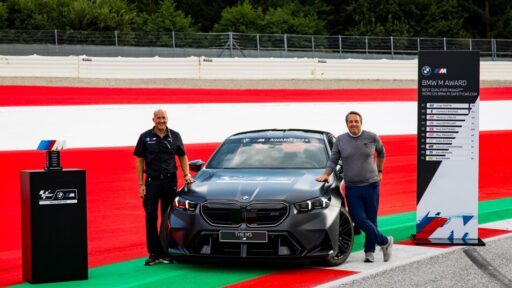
left=207, top=136, right=328, bottom=169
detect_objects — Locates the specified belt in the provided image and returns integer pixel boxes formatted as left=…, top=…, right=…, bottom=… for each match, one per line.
left=146, top=173, right=175, bottom=179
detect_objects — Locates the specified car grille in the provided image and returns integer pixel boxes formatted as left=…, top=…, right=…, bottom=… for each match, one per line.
left=187, top=231, right=303, bottom=257
left=201, top=202, right=289, bottom=227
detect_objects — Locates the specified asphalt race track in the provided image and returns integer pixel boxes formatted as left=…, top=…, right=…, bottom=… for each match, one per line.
left=333, top=221, right=512, bottom=288
left=348, top=236, right=512, bottom=288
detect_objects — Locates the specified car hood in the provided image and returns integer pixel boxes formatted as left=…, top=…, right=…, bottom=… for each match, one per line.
left=183, top=169, right=327, bottom=204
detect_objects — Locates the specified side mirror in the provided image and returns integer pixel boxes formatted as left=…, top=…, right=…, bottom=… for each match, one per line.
left=334, top=161, right=344, bottom=182
left=189, top=159, right=205, bottom=172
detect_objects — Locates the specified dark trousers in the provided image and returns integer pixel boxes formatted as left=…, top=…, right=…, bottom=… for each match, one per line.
left=143, top=173, right=177, bottom=256
left=345, top=181, right=388, bottom=253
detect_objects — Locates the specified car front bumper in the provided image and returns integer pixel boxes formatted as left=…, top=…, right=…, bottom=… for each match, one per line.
left=168, top=203, right=341, bottom=260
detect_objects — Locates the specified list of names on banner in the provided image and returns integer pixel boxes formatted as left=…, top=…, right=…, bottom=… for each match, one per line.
left=420, top=102, right=477, bottom=161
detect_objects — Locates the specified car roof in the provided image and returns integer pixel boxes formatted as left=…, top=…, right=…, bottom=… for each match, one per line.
left=229, top=129, right=329, bottom=139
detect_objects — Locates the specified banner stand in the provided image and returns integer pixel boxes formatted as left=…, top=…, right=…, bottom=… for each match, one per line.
left=411, top=234, right=485, bottom=246
left=414, top=51, right=484, bottom=246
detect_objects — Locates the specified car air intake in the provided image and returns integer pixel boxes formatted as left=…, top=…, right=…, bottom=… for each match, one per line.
left=201, top=202, right=242, bottom=226
left=201, top=202, right=289, bottom=227
left=245, top=202, right=288, bottom=227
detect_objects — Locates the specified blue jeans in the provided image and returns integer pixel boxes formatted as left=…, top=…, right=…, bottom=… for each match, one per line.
left=346, top=181, right=388, bottom=253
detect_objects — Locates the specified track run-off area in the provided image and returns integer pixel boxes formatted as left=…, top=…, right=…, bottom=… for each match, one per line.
left=1, top=85, right=511, bottom=287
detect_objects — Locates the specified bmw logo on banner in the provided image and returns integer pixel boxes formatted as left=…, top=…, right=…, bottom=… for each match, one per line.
left=421, top=66, right=432, bottom=76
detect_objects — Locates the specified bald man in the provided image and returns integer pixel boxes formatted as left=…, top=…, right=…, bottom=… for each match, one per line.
left=134, top=109, right=194, bottom=266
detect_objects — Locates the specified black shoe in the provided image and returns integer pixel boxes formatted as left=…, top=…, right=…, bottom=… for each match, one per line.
left=159, top=255, right=172, bottom=264
left=144, top=255, right=160, bottom=266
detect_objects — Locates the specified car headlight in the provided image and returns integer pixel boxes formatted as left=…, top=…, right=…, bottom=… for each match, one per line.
left=173, top=196, right=198, bottom=212
left=294, top=196, right=330, bottom=213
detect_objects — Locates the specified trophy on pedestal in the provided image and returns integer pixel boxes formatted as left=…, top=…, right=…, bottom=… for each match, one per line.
left=22, top=139, right=88, bottom=284
left=36, top=140, right=66, bottom=171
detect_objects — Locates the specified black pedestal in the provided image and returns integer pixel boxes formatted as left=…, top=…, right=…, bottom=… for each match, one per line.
left=20, top=169, right=88, bottom=284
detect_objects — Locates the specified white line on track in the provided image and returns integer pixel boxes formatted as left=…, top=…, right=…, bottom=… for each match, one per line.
left=1, top=101, right=511, bottom=151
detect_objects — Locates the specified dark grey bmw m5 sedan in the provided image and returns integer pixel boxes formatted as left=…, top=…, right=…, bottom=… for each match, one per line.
left=160, top=129, right=354, bottom=266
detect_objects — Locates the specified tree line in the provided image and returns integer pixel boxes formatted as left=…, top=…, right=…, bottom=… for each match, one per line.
left=0, top=0, right=511, bottom=39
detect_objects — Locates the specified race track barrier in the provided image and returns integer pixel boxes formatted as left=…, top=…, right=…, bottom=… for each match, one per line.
left=2, top=55, right=512, bottom=80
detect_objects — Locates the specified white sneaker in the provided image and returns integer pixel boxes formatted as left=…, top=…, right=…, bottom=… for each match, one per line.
left=381, top=236, right=393, bottom=262
left=364, top=252, right=375, bottom=263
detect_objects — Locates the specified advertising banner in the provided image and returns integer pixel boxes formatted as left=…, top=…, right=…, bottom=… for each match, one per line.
left=416, top=51, right=481, bottom=244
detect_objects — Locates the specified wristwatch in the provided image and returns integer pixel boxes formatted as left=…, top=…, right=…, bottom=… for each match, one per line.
left=184, top=173, right=191, bottom=178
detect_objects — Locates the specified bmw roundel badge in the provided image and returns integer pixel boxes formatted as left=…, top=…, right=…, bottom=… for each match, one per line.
left=421, top=66, right=431, bottom=76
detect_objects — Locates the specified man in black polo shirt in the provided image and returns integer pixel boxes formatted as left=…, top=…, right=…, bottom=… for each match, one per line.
left=134, top=109, right=195, bottom=266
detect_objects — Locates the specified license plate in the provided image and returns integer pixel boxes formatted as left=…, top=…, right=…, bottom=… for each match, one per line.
left=219, top=230, right=268, bottom=243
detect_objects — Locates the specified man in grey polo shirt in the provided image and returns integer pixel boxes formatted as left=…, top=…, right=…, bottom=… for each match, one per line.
left=316, top=111, right=393, bottom=263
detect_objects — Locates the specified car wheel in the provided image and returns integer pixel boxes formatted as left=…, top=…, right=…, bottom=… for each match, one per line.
left=324, top=207, right=354, bottom=266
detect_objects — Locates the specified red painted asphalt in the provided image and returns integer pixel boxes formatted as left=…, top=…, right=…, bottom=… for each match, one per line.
left=1, top=86, right=512, bottom=107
